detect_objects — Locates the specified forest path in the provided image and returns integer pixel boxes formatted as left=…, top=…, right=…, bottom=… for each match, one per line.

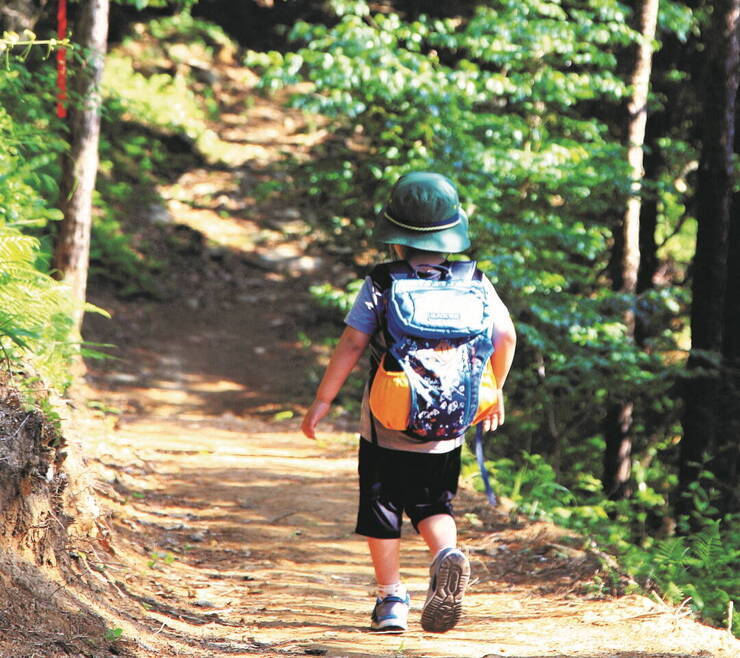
left=74, top=405, right=737, bottom=658
left=77, top=51, right=738, bottom=658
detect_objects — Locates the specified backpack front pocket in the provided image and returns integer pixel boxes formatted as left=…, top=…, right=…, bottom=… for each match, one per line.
left=369, top=355, right=411, bottom=431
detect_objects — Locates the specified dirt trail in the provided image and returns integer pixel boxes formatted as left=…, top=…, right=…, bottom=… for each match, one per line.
left=71, top=55, right=739, bottom=658
left=72, top=401, right=738, bottom=658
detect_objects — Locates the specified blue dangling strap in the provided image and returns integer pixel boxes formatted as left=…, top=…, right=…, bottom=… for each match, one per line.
left=475, top=424, right=497, bottom=506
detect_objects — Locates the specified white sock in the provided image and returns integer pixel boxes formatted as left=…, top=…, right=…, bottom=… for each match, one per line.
left=377, top=582, right=406, bottom=599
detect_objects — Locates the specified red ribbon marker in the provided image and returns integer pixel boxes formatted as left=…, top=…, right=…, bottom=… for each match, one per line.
left=56, top=0, right=67, bottom=118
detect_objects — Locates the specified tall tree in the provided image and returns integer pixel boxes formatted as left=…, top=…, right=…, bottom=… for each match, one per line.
left=603, top=0, right=661, bottom=499
left=717, top=189, right=740, bottom=515
left=715, top=62, right=740, bottom=517
left=53, top=0, right=110, bottom=333
left=679, top=0, right=740, bottom=519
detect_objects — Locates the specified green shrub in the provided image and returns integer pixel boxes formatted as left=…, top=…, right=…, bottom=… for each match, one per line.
left=463, top=448, right=739, bottom=634
left=248, top=0, right=689, bottom=470
left=0, top=49, right=77, bottom=390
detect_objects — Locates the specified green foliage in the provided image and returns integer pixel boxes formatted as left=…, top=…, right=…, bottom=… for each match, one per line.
left=102, top=14, right=235, bottom=162
left=309, top=279, right=364, bottom=317
left=115, top=0, right=198, bottom=11
left=462, top=447, right=739, bottom=634
left=104, top=627, right=123, bottom=643
left=631, top=514, right=739, bottom=634
left=103, top=52, right=215, bottom=155
left=0, top=61, right=68, bottom=221
left=148, top=550, right=176, bottom=568
left=250, top=0, right=691, bottom=461
left=0, top=57, right=76, bottom=390
left=0, top=31, right=160, bottom=322
left=0, top=29, right=69, bottom=64
left=93, top=112, right=168, bottom=295
left=487, top=452, right=577, bottom=519
left=92, top=14, right=241, bottom=294
left=0, top=222, right=75, bottom=391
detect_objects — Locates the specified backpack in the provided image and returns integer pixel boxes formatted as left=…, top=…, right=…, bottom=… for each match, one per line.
left=367, top=260, right=498, bottom=441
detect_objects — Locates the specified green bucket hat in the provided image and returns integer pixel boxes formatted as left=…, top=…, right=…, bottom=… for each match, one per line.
left=375, top=172, right=470, bottom=253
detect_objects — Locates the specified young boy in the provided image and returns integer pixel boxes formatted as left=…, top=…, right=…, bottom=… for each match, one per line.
left=302, top=172, right=516, bottom=633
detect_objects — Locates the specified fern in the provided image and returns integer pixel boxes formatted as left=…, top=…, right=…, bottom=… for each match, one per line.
left=663, top=580, right=687, bottom=605
left=655, top=536, right=689, bottom=565
left=652, top=536, right=690, bottom=582
left=0, top=233, right=37, bottom=261
left=0, top=226, right=75, bottom=390
left=689, top=520, right=723, bottom=569
left=0, top=66, right=76, bottom=391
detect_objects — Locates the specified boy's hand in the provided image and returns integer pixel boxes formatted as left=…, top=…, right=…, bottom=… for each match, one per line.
left=301, top=399, right=331, bottom=439
left=482, top=389, right=505, bottom=433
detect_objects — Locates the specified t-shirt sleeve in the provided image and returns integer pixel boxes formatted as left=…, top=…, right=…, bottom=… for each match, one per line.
left=482, top=275, right=512, bottom=338
left=344, top=276, right=380, bottom=336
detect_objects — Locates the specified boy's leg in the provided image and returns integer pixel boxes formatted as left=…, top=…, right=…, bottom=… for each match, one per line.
left=366, top=537, right=410, bottom=631
left=417, top=513, right=456, bottom=556
left=356, top=440, right=410, bottom=631
left=405, top=449, right=470, bottom=633
left=418, top=514, right=470, bottom=633
left=367, top=537, right=401, bottom=585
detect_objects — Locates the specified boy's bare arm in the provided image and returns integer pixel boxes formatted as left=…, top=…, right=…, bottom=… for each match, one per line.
left=492, top=314, right=516, bottom=389
left=302, top=326, right=372, bottom=439
left=484, top=315, right=517, bottom=431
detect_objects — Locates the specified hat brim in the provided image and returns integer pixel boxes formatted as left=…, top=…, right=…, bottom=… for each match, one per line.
left=374, top=207, right=470, bottom=253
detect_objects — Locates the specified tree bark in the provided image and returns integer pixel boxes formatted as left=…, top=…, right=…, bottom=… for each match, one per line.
left=678, top=0, right=740, bottom=519
left=635, top=111, right=663, bottom=346
left=603, top=0, right=660, bottom=499
left=717, top=188, right=740, bottom=515
left=53, top=0, right=110, bottom=333
left=603, top=403, right=634, bottom=499
left=621, top=0, right=660, bottom=313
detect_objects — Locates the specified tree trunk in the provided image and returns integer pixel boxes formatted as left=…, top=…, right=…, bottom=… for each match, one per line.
left=635, top=111, right=664, bottom=345
left=603, top=0, right=660, bottom=498
left=717, top=188, right=740, bottom=515
left=603, top=403, right=634, bottom=499
left=53, top=0, right=110, bottom=333
left=678, top=0, right=740, bottom=519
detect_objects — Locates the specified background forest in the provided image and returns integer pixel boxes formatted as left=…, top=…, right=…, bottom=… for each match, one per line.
left=0, top=0, right=738, bottom=638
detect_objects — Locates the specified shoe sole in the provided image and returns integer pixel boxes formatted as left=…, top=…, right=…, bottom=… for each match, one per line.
left=370, top=624, right=406, bottom=633
left=370, top=615, right=407, bottom=633
left=420, top=550, right=470, bottom=633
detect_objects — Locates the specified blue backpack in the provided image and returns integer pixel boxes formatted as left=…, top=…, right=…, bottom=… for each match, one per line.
left=368, top=260, right=497, bottom=441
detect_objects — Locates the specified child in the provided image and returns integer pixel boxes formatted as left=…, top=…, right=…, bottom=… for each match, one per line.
left=302, top=172, right=516, bottom=633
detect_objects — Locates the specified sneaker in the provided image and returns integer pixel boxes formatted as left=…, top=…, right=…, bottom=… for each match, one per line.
left=370, top=593, right=410, bottom=632
left=420, top=547, right=470, bottom=633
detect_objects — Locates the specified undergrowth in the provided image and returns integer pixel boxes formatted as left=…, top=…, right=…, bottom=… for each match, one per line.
left=0, top=57, right=75, bottom=393
left=460, top=447, right=740, bottom=636
left=91, top=13, right=245, bottom=296
left=102, top=13, right=237, bottom=164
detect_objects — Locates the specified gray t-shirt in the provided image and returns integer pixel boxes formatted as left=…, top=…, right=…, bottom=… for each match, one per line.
left=344, top=265, right=510, bottom=453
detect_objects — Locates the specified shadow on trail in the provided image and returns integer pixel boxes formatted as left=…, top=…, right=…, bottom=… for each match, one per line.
left=83, top=282, right=328, bottom=420
left=82, top=410, right=738, bottom=657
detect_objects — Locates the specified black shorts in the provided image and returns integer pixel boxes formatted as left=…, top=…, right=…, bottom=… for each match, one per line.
left=355, top=438, right=461, bottom=539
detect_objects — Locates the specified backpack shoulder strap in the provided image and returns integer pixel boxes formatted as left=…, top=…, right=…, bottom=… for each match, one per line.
left=370, top=260, right=484, bottom=291
left=447, top=260, right=482, bottom=281
left=369, top=260, right=414, bottom=291
left=367, top=260, right=413, bottom=445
